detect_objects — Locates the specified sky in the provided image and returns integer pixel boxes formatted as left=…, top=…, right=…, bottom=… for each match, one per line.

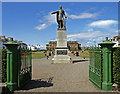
left=1, top=0, right=120, bottom=2
left=2, top=2, right=118, bottom=48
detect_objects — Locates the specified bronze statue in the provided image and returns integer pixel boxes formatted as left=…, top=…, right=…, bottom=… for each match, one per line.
left=51, top=5, right=67, bottom=29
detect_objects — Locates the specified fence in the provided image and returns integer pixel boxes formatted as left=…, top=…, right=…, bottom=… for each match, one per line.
left=89, top=47, right=102, bottom=89
left=18, top=46, right=32, bottom=88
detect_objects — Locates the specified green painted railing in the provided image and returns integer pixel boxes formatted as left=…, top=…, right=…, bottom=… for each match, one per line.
left=17, top=46, right=32, bottom=89
left=89, top=46, right=102, bottom=89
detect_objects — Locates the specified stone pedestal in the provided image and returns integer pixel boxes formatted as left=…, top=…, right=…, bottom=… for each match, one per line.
left=52, top=29, right=71, bottom=63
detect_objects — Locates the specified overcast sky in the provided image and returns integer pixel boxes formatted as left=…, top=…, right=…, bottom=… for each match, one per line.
left=2, top=2, right=118, bottom=48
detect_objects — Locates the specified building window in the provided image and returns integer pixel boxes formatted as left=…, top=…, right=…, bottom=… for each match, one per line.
left=113, top=39, right=115, bottom=41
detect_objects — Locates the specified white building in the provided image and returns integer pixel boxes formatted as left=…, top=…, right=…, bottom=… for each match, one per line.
left=18, top=41, right=28, bottom=49
left=109, top=35, right=120, bottom=48
left=31, top=45, right=37, bottom=50
left=28, top=44, right=40, bottom=51
left=36, top=44, right=40, bottom=50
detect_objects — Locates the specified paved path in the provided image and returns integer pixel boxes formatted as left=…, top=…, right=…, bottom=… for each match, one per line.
left=15, top=55, right=101, bottom=92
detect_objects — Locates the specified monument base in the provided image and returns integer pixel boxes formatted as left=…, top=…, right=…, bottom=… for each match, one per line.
left=52, top=55, right=71, bottom=63
left=52, top=47, right=71, bottom=63
left=52, top=29, right=71, bottom=63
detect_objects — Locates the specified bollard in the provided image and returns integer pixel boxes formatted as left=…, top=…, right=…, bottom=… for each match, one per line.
left=99, top=37, right=115, bottom=91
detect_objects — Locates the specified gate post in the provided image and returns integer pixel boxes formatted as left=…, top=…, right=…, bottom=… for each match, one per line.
left=4, top=38, right=19, bottom=91
left=99, top=37, right=115, bottom=91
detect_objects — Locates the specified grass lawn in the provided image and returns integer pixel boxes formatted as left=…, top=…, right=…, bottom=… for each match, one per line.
left=79, top=51, right=90, bottom=58
left=32, top=52, right=45, bottom=59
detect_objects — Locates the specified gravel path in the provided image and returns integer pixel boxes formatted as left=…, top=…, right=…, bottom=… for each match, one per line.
left=15, top=55, right=101, bottom=92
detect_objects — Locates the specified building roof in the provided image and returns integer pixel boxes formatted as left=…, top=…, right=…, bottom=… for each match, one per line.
left=113, top=35, right=118, bottom=38
left=0, top=36, right=5, bottom=39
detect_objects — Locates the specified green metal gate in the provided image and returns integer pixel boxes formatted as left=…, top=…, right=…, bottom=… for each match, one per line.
left=4, top=39, right=32, bottom=91
left=18, top=46, right=32, bottom=89
left=89, top=46, right=102, bottom=89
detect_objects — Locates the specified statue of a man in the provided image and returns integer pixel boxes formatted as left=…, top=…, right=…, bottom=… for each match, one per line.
left=51, top=5, right=67, bottom=29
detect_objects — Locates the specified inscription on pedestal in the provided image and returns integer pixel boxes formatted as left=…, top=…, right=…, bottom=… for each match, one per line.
left=57, top=50, right=67, bottom=55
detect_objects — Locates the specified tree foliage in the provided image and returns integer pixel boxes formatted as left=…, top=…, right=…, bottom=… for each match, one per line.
left=2, top=49, right=7, bottom=82
left=113, top=47, right=120, bottom=86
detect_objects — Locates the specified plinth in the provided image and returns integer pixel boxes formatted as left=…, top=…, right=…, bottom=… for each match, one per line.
left=52, top=28, right=71, bottom=63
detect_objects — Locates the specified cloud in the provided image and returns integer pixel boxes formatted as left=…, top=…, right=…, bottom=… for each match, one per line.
left=35, top=12, right=56, bottom=31
left=67, top=30, right=109, bottom=47
left=35, top=24, right=47, bottom=30
left=65, top=8, right=71, bottom=11
left=69, top=12, right=98, bottom=19
left=67, top=31, right=108, bottom=39
left=40, top=45, right=44, bottom=48
left=89, top=20, right=118, bottom=27
left=44, top=13, right=56, bottom=24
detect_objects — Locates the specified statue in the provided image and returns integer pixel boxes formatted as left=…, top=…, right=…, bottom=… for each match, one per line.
left=51, top=5, right=67, bottom=29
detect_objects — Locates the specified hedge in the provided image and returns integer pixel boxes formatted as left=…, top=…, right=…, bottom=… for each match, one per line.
left=113, top=47, right=120, bottom=87
left=2, top=49, right=7, bottom=82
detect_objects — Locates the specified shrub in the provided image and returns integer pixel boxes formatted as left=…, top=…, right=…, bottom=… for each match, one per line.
left=113, top=47, right=120, bottom=87
left=31, top=50, right=38, bottom=52
left=2, top=49, right=7, bottom=82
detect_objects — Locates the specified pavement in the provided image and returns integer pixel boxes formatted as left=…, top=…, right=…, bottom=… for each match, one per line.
left=14, top=54, right=102, bottom=92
